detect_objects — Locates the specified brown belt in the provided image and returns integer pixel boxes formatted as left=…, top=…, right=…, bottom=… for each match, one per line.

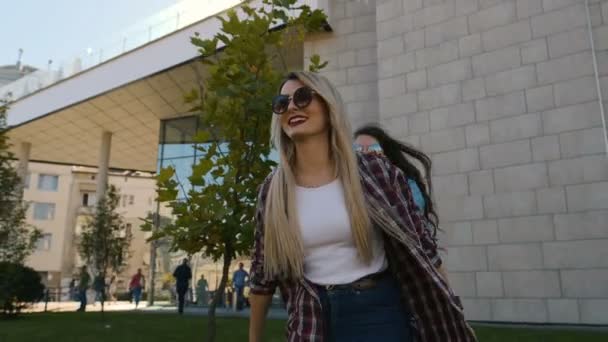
left=324, top=270, right=389, bottom=291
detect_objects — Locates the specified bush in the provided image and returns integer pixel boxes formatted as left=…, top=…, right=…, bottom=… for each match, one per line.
left=0, top=262, right=44, bottom=316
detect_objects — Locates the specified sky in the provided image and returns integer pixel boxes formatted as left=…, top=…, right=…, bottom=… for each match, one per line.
left=1, top=0, right=180, bottom=69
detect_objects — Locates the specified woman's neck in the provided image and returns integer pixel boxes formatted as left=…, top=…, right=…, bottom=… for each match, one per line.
left=293, top=135, right=335, bottom=187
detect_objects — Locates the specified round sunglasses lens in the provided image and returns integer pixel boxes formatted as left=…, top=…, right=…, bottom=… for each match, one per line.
left=272, top=95, right=289, bottom=114
left=293, top=87, right=313, bottom=108
left=368, top=144, right=383, bottom=153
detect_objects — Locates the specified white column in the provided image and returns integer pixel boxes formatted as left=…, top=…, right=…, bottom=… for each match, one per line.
left=16, top=142, right=31, bottom=188
left=96, top=131, right=112, bottom=200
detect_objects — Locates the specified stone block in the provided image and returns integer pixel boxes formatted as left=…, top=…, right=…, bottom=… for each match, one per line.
left=335, top=18, right=355, bottom=35
left=521, top=39, right=549, bottom=65
left=337, top=50, right=356, bottom=69
left=476, top=91, right=526, bottom=121
left=430, top=102, right=476, bottom=130
left=345, top=0, right=374, bottom=17
left=428, top=58, right=473, bottom=88
left=503, top=271, right=561, bottom=297
left=403, top=0, right=423, bottom=12
left=497, top=215, right=554, bottom=243
left=561, top=269, right=608, bottom=297
left=378, top=36, right=405, bottom=59
left=462, top=78, right=486, bottom=102
left=407, top=69, right=427, bottom=91
left=473, top=46, right=521, bottom=77
left=537, top=51, right=594, bottom=85
left=356, top=48, right=377, bottom=65
left=378, top=16, right=409, bottom=40
left=459, top=33, right=483, bottom=57
left=420, top=127, right=466, bottom=153
left=354, top=15, right=376, bottom=32
left=404, top=29, right=425, bottom=52
left=347, top=101, right=378, bottom=123
left=445, top=246, right=487, bottom=271
left=462, top=298, right=493, bottom=320
left=531, top=3, right=587, bottom=38
left=380, top=93, right=418, bottom=116
left=377, top=0, right=403, bottom=22
left=323, top=69, right=347, bottom=86
left=543, top=239, right=608, bottom=268
left=517, top=0, right=543, bottom=19
left=442, top=221, right=473, bottom=245
left=548, top=27, right=591, bottom=59
left=483, top=191, right=537, bottom=218
left=346, top=31, right=377, bottom=50
left=408, top=111, right=430, bottom=134
left=494, top=163, right=548, bottom=193
left=542, top=101, right=601, bottom=134
left=559, top=127, right=607, bottom=158
left=554, top=76, right=598, bottom=107
left=382, top=116, right=409, bottom=138
left=470, top=1, right=517, bottom=33
left=532, top=135, right=561, bottom=162
left=479, top=0, right=503, bottom=8
left=548, top=154, right=608, bottom=185
left=488, top=243, right=543, bottom=270
left=482, top=20, right=532, bottom=52
left=455, top=0, right=480, bottom=16
left=485, top=65, right=537, bottom=97
left=469, top=169, right=494, bottom=195
left=338, top=82, right=377, bottom=103
left=472, top=220, right=499, bottom=244
left=543, top=0, right=582, bottom=12
left=548, top=299, right=580, bottom=324
left=526, top=85, right=555, bottom=113
left=489, top=113, right=542, bottom=144
left=419, top=83, right=461, bottom=110
left=347, top=64, right=377, bottom=83
left=566, top=181, right=608, bottom=211
left=466, top=123, right=491, bottom=147
left=425, top=16, right=469, bottom=47
left=555, top=210, right=608, bottom=240
left=580, top=300, right=608, bottom=324
left=416, top=41, right=459, bottom=69
left=437, top=195, right=484, bottom=221
left=476, top=272, right=503, bottom=297
left=593, top=25, right=608, bottom=50
left=378, top=75, right=407, bottom=98
left=413, top=1, right=455, bottom=29
left=536, top=187, right=567, bottom=214
left=379, top=52, right=416, bottom=78
left=447, top=272, right=476, bottom=297
left=432, top=174, right=469, bottom=200
left=432, top=148, right=480, bottom=175
left=480, top=139, right=532, bottom=169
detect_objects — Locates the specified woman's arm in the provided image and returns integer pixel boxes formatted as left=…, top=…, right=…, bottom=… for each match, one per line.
left=249, top=293, right=273, bottom=342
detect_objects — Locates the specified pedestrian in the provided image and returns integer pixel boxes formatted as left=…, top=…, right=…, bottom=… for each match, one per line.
left=353, top=125, right=452, bottom=284
left=196, top=274, right=209, bottom=306
left=232, top=262, right=249, bottom=311
left=68, top=278, right=76, bottom=301
left=173, top=258, right=192, bottom=314
left=107, top=275, right=117, bottom=303
left=248, top=71, right=476, bottom=341
left=129, top=269, right=145, bottom=308
left=93, top=273, right=105, bottom=305
left=76, top=266, right=90, bottom=312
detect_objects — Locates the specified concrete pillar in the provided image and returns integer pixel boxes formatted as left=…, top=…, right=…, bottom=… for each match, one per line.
left=96, top=131, right=112, bottom=200
left=16, top=142, right=31, bottom=188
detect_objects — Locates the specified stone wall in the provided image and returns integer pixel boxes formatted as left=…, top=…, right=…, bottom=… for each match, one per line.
left=304, top=0, right=608, bottom=324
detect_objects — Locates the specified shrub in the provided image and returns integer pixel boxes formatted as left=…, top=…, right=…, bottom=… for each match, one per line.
left=0, top=262, right=44, bottom=316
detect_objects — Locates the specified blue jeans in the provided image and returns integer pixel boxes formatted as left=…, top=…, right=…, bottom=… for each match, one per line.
left=317, top=274, right=413, bottom=342
left=132, top=287, right=142, bottom=306
left=78, top=289, right=87, bottom=311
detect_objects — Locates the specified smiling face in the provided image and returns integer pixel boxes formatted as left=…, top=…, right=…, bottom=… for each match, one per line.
left=279, top=79, right=330, bottom=142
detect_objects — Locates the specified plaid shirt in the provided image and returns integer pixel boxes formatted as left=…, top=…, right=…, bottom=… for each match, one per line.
left=250, top=153, right=477, bottom=342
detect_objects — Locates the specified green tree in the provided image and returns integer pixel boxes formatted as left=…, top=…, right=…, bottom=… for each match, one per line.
left=148, top=1, right=327, bottom=340
left=0, top=99, right=41, bottom=264
left=78, top=185, right=132, bottom=314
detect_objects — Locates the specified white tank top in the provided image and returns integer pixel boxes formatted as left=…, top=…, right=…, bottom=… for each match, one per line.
left=295, top=178, right=387, bottom=285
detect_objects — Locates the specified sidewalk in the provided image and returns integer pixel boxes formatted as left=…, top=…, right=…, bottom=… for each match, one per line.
left=141, top=304, right=288, bottom=320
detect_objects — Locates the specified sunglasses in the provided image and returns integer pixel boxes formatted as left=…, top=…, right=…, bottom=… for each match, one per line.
left=272, top=86, right=317, bottom=115
left=353, top=143, right=383, bottom=154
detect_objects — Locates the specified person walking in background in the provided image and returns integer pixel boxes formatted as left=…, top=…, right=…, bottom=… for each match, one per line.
left=173, top=258, right=192, bottom=314
left=196, top=274, right=209, bottom=306
left=107, top=274, right=118, bottom=303
left=129, top=268, right=145, bottom=308
left=232, top=262, right=249, bottom=311
left=68, top=278, right=76, bottom=301
left=76, top=266, right=90, bottom=312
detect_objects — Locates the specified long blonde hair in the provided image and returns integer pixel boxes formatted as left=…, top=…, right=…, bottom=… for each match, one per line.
left=263, top=71, right=372, bottom=280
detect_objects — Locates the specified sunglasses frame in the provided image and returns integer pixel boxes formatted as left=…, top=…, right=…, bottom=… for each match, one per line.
left=272, top=86, right=317, bottom=115
left=353, top=143, right=383, bottom=154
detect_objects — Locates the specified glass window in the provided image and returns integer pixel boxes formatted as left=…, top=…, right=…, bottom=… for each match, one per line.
left=81, top=192, right=96, bottom=207
left=129, top=195, right=134, bottom=205
left=36, top=233, right=52, bottom=251
left=125, top=223, right=132, bottom=236
left=33, top=203, right=55, bottom=220
left=38, top=174, right=59, bottom=191
left=122, top=195, right=128, bottom=207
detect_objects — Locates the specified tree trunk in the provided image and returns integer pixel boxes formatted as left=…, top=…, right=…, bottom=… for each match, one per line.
left=206, top=245, right=233, bottom=342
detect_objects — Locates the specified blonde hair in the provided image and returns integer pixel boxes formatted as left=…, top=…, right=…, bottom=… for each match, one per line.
left=263, top=71, right=372, bottom=280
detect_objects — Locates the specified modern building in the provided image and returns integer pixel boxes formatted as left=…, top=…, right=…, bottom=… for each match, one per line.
left=5, top=0, right=608, bottom=324
left=23, top=161, right=157, bottom=293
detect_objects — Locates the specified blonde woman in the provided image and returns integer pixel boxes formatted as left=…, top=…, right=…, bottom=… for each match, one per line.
left=248, top=71, right=476, bottom=342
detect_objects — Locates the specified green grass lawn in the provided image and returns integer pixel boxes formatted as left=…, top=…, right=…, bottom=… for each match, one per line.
left=0, top=312, right=606, bottom=342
